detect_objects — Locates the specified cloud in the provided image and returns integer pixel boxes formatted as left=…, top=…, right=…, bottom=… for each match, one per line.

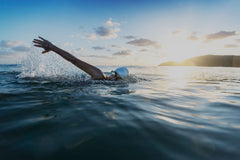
left=0, top=40, right=30, bottom=54
left=127, top=38, right=161, bottom=49
left=0, top=40, right=29, bottom=64
left=70, top=34, right=81, bottom=38
left=0, top=50, right=14, bottom=55
left=86, top=33, right=97, bottom=40
left=187, top=32, right=199, bottom=41
left=172, top=30, right=183, bottom=35
left=83, top=18, right=121, bottom=40
left=61, top=42, right=73, bottom=47
left=92, top=46, right=105, bottom=50
left=111, top=45, right=125, bottom=49
left=0, top=40, right=23, bottom=48
left=72, top=48, right=84, bottom=54
left=124, top=35, right=136, bottom=40
left=95, top=26, right=120, bottom=39
left=12, top=46, right=30, bottom=52
left=94, top=18, right=121, bottom=39
left=104, top=18, right=120, bottom=27
left=83, top=55, right=112, bottom=59
left=224, top=44, right=238, bottom=48
left=235, top=39, right=240, bottom=42
left=79, top=26, right=85, bottom=29
left=113, top=50, right=132, bottom=56
left=205, top=31, right=237, bottom=41
left=76, top=48, right=84, bottom=51
left=139, top=49, right=148, bottom=52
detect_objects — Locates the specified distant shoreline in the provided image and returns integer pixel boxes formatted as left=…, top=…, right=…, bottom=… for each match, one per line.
left=159, top=55, right=240, bottom=67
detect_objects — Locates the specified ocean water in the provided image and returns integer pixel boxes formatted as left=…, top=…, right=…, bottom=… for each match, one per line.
left=0, top=58, right=240, bottom=159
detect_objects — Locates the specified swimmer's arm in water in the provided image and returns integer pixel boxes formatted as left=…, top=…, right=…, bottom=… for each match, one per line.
left=33, top=37, right=106, bottom=80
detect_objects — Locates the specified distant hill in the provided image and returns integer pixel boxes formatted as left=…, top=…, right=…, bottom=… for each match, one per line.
left=159, top=55, right=240, bottom=67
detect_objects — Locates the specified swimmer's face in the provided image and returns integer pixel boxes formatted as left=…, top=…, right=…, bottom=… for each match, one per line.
left=108, top=71, right=122, bottom=81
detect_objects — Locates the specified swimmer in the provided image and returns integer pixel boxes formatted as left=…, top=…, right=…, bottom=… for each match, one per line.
left=33, top=36, right=129, bottom=81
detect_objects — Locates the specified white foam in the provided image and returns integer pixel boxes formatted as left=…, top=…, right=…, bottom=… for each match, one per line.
left=18, top=48, right=89, bottom=81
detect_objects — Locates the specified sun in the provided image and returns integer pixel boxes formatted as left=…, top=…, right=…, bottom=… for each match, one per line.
left=162, top=34, right=201, bottom=62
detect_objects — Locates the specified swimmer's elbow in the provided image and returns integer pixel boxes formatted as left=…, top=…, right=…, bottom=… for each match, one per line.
left=92, top=75, right=105, bottom=80
left=91, top=72, right=106, bottom=80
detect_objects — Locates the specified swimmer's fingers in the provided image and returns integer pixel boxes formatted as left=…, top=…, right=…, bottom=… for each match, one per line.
left=34, top=44, right=51, bottom=54
left=38, top=36, right=53, bottom=48
left=34, top=44, right=42, bottom=48
left=33, top=39, right=42, bottom=43
left=38, top=36, right=48, bottom=42
left=33, top=40, right=42, bottom=45
left=33, top=36, right=53, bottom=54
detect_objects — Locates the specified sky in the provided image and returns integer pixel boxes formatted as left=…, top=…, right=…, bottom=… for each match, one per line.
left=0, top=0, right=240, bottom=66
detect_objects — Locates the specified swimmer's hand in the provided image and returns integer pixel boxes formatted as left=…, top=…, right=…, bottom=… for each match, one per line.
left=33, top=36, right=54, bottom=54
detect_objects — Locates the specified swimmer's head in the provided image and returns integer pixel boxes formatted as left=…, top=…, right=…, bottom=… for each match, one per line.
left=115, top=67, right=129, bottom=79
left=108, top=67, right=129, bottom=81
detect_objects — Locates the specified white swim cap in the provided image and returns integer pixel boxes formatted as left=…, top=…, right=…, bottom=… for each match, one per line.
left=115, top=67, right=129, bottom=78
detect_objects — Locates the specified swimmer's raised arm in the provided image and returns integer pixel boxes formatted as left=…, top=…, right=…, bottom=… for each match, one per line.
left=33, top=36, right=106, bottom=80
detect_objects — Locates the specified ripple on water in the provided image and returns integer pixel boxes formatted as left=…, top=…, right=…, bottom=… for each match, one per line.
left=1, top=65, right=240, bottom=159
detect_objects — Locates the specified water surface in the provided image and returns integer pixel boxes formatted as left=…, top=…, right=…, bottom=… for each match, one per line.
left=0, top=64, right=240, bottom=160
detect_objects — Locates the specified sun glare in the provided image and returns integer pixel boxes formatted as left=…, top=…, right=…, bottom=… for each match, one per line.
left=163, top=34, right=200, bottom=62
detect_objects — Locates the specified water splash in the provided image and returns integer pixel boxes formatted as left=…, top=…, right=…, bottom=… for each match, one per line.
left=17, top=48, right=140, bottom=84
left=17, top=48, right=89, bottom=81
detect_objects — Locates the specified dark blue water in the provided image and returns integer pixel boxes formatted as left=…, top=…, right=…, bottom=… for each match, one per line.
left=0, top=64, right=240, bottom=160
